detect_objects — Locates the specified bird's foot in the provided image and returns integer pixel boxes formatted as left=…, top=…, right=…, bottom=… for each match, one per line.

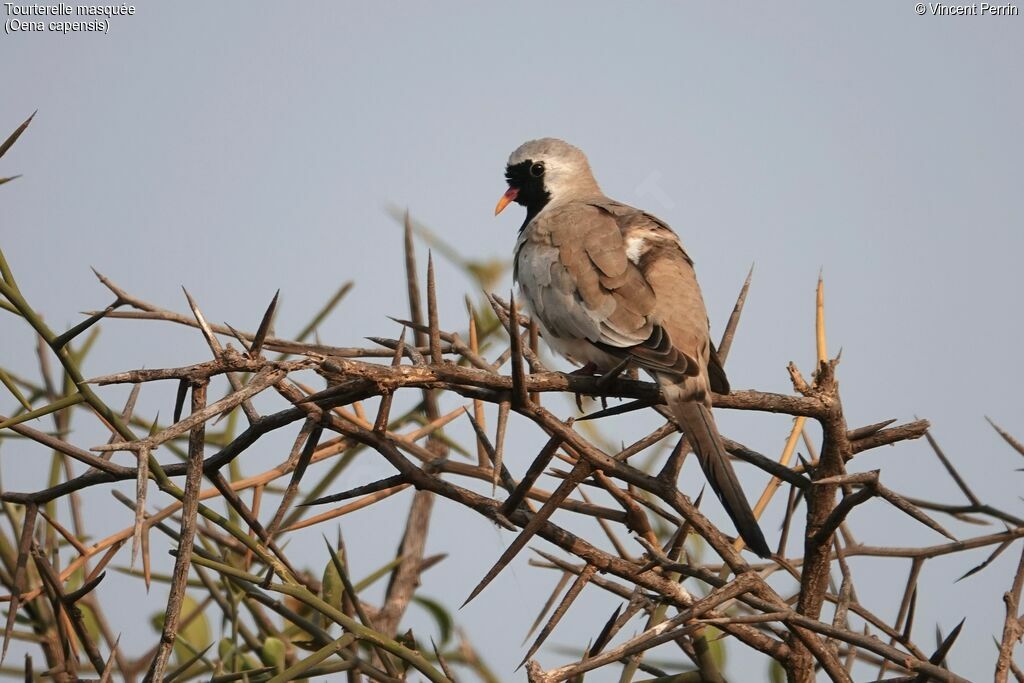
left=591, top=357, right=632, bottom=409
left=564, top=364, right=600, bottom=412
left=567, top=362, right=600, bottom=376
left=566, top=359, right=631, bottom=412
left=594, top=357, right=631, bottom=392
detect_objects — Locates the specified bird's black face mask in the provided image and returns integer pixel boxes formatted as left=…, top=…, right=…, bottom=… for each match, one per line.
left=496, top=160, right=551, bottom=229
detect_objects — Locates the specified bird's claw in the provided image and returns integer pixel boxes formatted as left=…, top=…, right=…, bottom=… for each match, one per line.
left=566, top=363, right=601, bottom=411
left=567, top=362, right=600, bottom=377
left=567, top=359, right=630, bottom=413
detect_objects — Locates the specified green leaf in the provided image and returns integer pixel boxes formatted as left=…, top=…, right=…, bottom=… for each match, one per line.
left=321, top=553, right=344, bottom=609
left=412, top=595, right=453, bottom=646
left=261, top=636, right=287, bottom=674
left=218, top=637, right=260, bottom=672
left=177, top=596, right=212, bottom=666
left=217, top=637, right=234, bottom=662
left=321, top=546, right=345, bottom=629
left=152, top=595, right=211, bottom=678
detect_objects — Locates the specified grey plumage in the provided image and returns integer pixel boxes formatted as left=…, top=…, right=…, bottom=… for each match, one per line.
left=501, top=137, right=771, bottom=558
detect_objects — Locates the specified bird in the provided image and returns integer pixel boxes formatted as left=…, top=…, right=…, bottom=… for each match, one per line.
left=495, top=137, right=771, bottom=558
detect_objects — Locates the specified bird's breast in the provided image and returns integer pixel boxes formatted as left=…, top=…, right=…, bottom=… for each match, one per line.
left=514, top=279, right=622, bottom=372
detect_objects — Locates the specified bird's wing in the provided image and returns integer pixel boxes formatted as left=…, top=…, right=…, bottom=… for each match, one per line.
left=708, top=342, right=730, bottom=395
left=514, top=209, right=617, bottom=345
left=516, top=201, right=721, bottom=384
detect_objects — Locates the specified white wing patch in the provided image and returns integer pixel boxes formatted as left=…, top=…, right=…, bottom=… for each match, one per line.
left=623, top=227, right=671, bottom=265
left=624, top=236, right=647, bottom=265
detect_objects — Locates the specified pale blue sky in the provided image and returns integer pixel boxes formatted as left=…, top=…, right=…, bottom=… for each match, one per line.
left=2, top=2, right=1022, bottom=680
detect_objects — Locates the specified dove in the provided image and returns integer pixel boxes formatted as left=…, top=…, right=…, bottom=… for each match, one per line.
left=497, top=138, right=770, bottom=557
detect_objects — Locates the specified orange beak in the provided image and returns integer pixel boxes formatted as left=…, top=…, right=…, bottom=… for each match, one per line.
left=494, top=187, right=519, bottom=216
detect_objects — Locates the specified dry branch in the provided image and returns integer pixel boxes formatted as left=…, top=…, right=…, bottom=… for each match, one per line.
left=0, top=159, right=1016, bottom=682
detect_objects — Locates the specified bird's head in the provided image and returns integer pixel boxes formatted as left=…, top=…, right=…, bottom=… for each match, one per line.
left=495, top=138, right=601, bottom=219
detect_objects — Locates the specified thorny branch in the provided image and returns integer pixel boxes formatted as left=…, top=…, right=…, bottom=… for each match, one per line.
left=0, top=125, right=1019, bottom=683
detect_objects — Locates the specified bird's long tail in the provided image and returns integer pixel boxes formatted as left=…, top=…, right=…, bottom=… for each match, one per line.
left=665, top=387, right=771, bottom=558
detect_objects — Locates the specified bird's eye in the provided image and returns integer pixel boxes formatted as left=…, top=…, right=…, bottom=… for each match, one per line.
left=530, top=162, right=545, bottom=178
